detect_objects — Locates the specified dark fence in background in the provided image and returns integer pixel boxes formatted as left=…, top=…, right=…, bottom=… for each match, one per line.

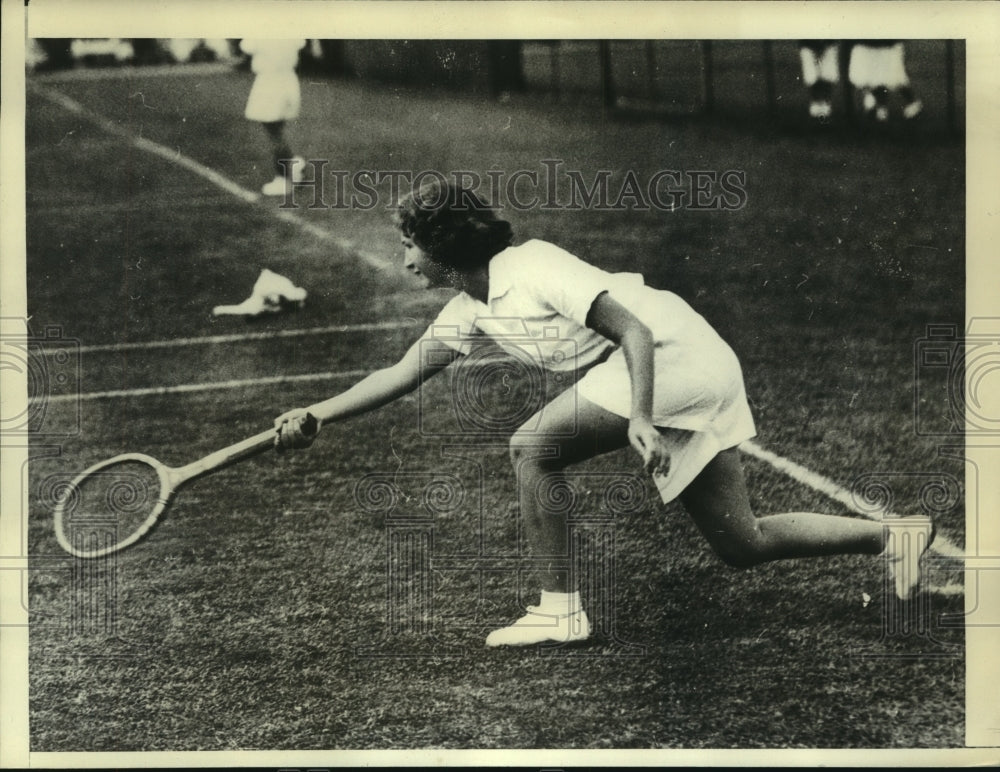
left=29, top=38, right=965, bottom=133
left=336, top=40, right=525, bottom=97
left=337, top=39, right=963, bottom=132
left=519, top=40, right=963, bottom=131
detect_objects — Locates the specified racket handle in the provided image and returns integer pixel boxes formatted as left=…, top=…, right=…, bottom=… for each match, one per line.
left=171, top=413, right=322, bottom=486
left=175, top=426, right=285, bottom=484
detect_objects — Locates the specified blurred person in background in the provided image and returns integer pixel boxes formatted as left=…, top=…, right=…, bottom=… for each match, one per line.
left=849, top=40, right=923, bottom=122
left=799, top=40, right=840, bottom=121
left=240, top=38, right=307, bottom=196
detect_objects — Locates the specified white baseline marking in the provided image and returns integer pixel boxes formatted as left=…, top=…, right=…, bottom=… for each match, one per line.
left=38, top=369, right=369, bottom=403
left=45, top=320, right=423, bottom=355
left=28, top=82, right=393, bottom=272
left=29, top=195, right=241, bottom=217
left=31, top=62, right=235, bottom=82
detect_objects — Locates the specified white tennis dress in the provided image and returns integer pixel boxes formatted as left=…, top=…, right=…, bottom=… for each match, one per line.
left=429, top=239, right=757, bottom=502
left=241, top=39, right=305, bottom=122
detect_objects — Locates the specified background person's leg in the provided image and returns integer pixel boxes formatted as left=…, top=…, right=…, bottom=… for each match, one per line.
left=262, top=120, right=292, bottom=176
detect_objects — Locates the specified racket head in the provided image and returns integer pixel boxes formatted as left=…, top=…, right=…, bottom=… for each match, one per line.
left=53, top=453, right=175, bottom=559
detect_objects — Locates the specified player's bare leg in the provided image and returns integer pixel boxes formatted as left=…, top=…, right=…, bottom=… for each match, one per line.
left=679, top=447, right=932, bottom=598
left=487, top=391, right=629, bottom=646
left=679, top=447, right=882, bottom=564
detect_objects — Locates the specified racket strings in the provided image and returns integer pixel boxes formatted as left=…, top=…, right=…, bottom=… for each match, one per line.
left=58, top=460, right=164, bottom=552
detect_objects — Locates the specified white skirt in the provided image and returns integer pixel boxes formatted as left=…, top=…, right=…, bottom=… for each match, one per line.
left=245, top=71, right=301, bottom=122
left=576, top=341, right=757, bottom=503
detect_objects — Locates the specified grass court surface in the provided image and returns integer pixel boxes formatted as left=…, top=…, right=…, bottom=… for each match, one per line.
left=25, top=59, right=965, bottom=750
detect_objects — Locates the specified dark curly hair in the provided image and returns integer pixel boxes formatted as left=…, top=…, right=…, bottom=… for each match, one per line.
left=393, top=177, right=514, bottom=270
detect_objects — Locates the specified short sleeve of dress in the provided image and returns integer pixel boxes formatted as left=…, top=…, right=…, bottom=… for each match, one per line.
left=514, top=241, right=622, bottom=327
left=426, top=292, right=483, bottom=354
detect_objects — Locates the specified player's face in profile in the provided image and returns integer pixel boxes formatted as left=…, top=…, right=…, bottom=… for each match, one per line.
left=401, top=236, right=452, bottom=289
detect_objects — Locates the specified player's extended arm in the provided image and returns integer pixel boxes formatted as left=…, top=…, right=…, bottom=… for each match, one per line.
left=273, top=332, right=461, bottom=450
left=585, top=291, right=669, bottom=476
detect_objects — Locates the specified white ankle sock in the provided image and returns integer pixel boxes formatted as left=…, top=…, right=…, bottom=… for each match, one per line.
left=539, top=590, right=582, bottom=614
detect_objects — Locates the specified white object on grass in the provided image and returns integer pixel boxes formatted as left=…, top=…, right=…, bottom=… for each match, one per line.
left=212, top=268, right=307, bottom=317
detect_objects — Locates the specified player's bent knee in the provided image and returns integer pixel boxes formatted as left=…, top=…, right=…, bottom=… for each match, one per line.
left=711, top=537, right=769, bottom=569
left=508, top=432, right=562, bottom=472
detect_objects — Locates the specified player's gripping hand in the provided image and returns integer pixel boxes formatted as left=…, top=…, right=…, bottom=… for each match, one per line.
left=273, top=409, right=321, bottom=453
left=628, top=416, right=671, bottom=478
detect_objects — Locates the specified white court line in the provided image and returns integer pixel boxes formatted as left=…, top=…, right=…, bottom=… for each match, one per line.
left=47, top=320, right=423, bottom=355
left=28, top=82, right=393, bottom=273
left=31, top=62, right=235, bottom=82
left=29, top=196, right=240, bottom=217
left=37, top=369, right=369, bottom=403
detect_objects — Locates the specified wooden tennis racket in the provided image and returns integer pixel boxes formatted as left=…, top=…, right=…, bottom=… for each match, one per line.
left=54, top=413, right=317, bottom=559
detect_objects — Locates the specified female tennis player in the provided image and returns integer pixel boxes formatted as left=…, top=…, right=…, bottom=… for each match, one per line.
left=274, top=179, right=932, bottom=647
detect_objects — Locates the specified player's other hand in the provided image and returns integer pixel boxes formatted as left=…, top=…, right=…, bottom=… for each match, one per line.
left=274, top=409, right=321, bottom=452
left=628, top=416, right=670, bottom=477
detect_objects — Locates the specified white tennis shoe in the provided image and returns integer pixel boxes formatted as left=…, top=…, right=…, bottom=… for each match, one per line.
left=485, top=607, right=591, bottom=647
left=261, top=175, right=292, bottom=196
left=883, top=517, right=936, bottom=600
left=262, top=158, right=305, bottom=195
left=808, top=100, right=832, bottom=120
left=902, top=99, right=924, bottom=120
